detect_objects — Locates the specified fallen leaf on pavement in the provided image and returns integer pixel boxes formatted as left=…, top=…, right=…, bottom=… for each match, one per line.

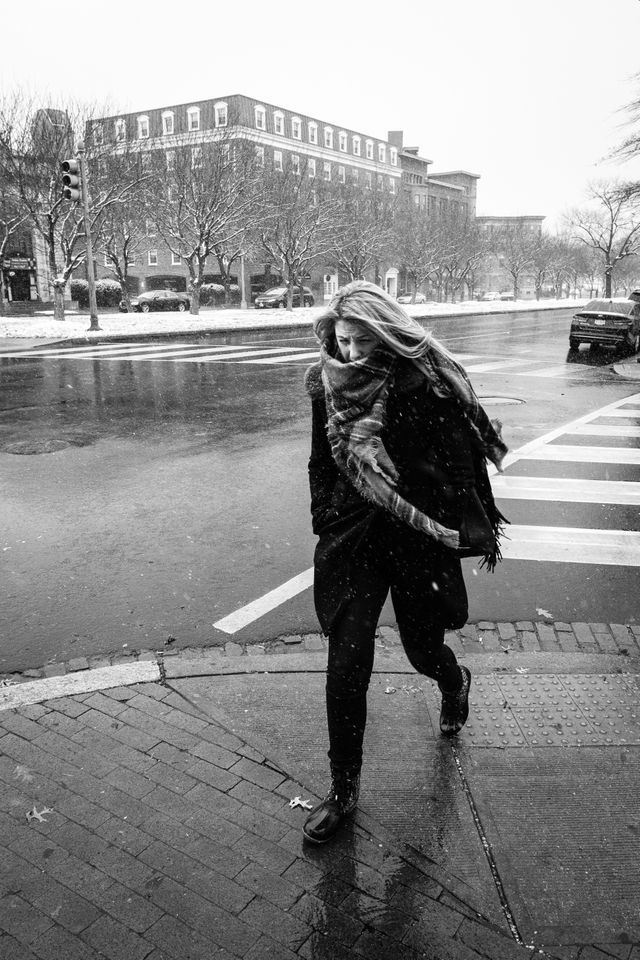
left=536, top=607, right=553, bottom=619
left=289, top=796, right=313, bottom=810
left=385, top=686, right=396, bottom=694
left=26, top=806, right=54, bottom=823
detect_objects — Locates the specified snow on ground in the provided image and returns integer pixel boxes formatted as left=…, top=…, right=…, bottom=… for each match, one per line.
left=0, top=299, right=587, bottom=341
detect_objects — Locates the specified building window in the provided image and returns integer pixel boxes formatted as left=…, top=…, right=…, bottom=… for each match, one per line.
left=187, top=106, right=200, bottom=131
left=115, top=118, right=126, bottom=142
left=352, top=167, right=359, bottom=182
left=145, top=219, right=156, bottom=237
left=308, top=157, right=316, bottom=178
left=148, top=250, right=158, bottom=266
left=378, top=144, right=385, bottom=163
left=162, top=111, right=174, bottom=136
left=129, top=252, right=136, bottom=267
left=414, top=195, right=420, bottom=206
left=324, top=126, right=333, bottom=149
left=274, top=111, right=284, bottom=135
left=366, top=140, right=373, bottom=160
left=308, top=121, right=318, bottom=144
left=389, top=177, right=396, bottom=194
left=323, top=161, right=331, bottom=181
left=166, top=150, right=175, bottom=172
left=291, top=117, right=301, bottom=140
left=255, top=105, right=266, bottom=130
left=365, top=171, right=372, bottom=190
left=291, top=154, right=300, bottom=175
left=352, top=136, right=361, bottom=156
left=214, top=101, right=227, bottom=127
left=171, top=253, right=182, bottom=266
left=338, top=131, right=347, bottom=152
left=255, top=145, right=265, bottom=166
left=274, top=150, right=283, bottom=172
left=338, top=166, right=345, bottom=184
left=103, top=252, right=110, bottom=267
left=377, top=174, right=383, bottom=189
left=93, top=123, right=104, bottom=146
left=390, top=147, right=397, bottom=166
left=191, top=146, right=202, bottom=169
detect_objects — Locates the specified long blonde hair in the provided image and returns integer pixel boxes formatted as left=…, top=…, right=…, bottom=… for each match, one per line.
left=314, top=280, right=453, bottom=360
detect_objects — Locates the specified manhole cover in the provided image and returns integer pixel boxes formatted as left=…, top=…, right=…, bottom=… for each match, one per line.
left=478, top=396, right=525, bottom=405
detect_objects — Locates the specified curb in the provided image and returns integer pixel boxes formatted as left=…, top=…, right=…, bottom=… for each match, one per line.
left=2, top=621, right=638, bottom=713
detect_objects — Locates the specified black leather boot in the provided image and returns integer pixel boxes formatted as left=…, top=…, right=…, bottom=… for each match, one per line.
left=302, top=766, right=360, bottom=844
left=439, top=665, right=471, bottom=735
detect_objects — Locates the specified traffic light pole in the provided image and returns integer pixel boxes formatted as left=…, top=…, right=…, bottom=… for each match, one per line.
left=76, top=141, right=100, bottom=332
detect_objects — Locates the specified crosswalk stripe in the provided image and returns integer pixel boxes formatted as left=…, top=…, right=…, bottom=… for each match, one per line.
left=521, top=364, right=584, bottom=378
left=601, top=408, right=640, bottom=418
left=491, top=475, right=640, bottom=504
left=566, top=424, right=640, bottom=438
left=465, top=358, right=537, bottom=373
left=238, top=351, right=321, bottom=364
left=213, top=568, right=315, bottom=634
left=519, top=444, right=640, bottom=464
left=501, top=524, right=640, bottom=566
left=170, top=347, right=311, bottom=362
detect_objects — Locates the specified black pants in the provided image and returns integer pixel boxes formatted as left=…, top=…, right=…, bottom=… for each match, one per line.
left=324, top=516, right=468, bottom=771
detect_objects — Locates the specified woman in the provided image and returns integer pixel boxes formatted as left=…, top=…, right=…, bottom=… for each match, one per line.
left=302, top=281, right=507, bottom=845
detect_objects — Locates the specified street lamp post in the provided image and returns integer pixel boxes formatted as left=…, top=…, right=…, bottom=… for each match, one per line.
left=240, top=252, right=248, bottom=310
left=76, top=140, right=101, bottom=332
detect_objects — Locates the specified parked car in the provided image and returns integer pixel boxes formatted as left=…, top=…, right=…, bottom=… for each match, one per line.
left=569, top=298, right=640, bottom=352
left=119, top=290, right=191, bottom=313
left=254, top=285, right=314, bottom=308
left=397, top=292, right=427, bottom=304
left=499, top=292, right=515, bottom=301
left=479, top=291, right=502, bottom=301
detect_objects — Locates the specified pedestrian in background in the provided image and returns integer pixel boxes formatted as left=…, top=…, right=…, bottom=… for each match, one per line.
left=302, top=280, right=508, bottom=844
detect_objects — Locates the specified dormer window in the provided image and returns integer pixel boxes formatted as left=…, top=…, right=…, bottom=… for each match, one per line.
left=291, top=117, right=301, bottom=140
left=214, top=101, right=228, bottom=127
left=366, top=140, right=373, bottom=160
left=255, top=105, right=266, bottom=130
left=162, top=111, right=174, bottom=136
left=115, top=118, right=126, bottom=142
left=187, top=106, right=200, bottom=132
left=338, top=131, right=347, bottom=152
left=324, top=126, right=333, bottom=149
left=308, top=121, right=318, bottom=144
left=273, top=111, right=284, bottom=135
left=378, top=144, right=386, bottom=163
left=352, top=136, right=361, bottom=156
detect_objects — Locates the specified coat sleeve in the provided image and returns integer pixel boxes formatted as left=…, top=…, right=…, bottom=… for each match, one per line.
left=308, top=394, right=340, bottom=535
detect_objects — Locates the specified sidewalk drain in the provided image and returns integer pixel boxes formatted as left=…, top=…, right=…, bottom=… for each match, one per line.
left=478, top=396, right=525, bottom=405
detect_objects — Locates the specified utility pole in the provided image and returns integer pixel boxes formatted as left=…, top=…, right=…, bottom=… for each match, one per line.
left=76, top=141, right=100, bottom=332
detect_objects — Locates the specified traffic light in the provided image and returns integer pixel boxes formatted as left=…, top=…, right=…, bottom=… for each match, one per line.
left=61, top=159, right=81, bottom=201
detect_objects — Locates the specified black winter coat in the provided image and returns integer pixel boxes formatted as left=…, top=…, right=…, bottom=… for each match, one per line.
left=305, top=359, right=485, bottom=633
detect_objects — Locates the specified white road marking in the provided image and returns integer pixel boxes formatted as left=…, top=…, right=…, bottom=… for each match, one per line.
left=171, top=347, right=311, bottom=362
left=213, top=568, right=315, bottom=634
left=491, top=475, right=640, bottom=504
left=465, top=358, right=538, bottom=373
left=520, top=445, right=640, bottom=464
left=238, top=351, right=321, bottom=364
left=501, top=525, right=640, bottom=566
left=521, top=364, right=584, bottom=377
left=565, top=424, right=640, bottom=438
left=0, top=662, right=160, bottom=712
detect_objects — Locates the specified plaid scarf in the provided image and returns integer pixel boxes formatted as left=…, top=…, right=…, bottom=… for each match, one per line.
left=320, top=341, right=508, bottom=552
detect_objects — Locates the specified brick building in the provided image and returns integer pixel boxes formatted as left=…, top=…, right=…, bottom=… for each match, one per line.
left=475, top=215, right=546, bottom=298
left=87, top=96, right=478, bottom=302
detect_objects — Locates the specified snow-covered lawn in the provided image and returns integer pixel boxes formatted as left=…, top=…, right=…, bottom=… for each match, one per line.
left=0, top=299, right=587, bottom=341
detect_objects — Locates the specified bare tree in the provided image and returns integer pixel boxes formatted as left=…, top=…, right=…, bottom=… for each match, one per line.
left=326, top=180, right=395, bottom=281
left=566, top=180, right=640, bottom=297
left=254, top=159, right=336, bottom=310
left=0, top=93, right=146, bottom=321
left=393, top=196, right=443, bottom=300
left=491, top=226, right=537, bottom=300
left=438, top=218, right=486, bottom=302
left=528, top=234, right=558, bottom=300
left=145, top=131, right=260, bottom=315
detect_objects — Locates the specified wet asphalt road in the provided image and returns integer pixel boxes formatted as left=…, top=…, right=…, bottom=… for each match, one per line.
left=1, top=307, right=639, bottom=672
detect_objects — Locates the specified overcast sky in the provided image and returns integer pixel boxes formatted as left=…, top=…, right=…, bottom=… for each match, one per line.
left=4, top=0, right=640, bottom=228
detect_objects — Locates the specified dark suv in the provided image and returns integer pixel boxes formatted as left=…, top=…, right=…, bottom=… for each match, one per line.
left=569, top=298, right=640, bottom=353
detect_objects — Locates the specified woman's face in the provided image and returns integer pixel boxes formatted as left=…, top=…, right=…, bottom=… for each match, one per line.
left=334, top=319, right=378, bottom=363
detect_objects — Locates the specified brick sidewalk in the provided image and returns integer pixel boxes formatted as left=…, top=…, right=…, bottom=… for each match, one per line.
left=0, top=679, right=538, bottom=960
